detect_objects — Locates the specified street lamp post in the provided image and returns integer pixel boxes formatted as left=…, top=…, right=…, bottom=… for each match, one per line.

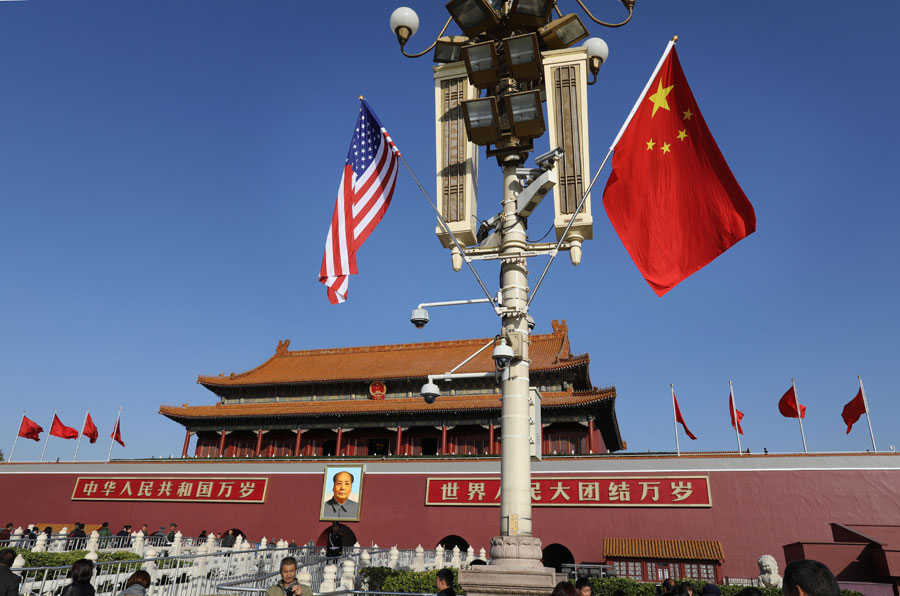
left=390, top=0, right=635, bottom=587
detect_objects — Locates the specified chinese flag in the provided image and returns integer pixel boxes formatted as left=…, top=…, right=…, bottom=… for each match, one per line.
left=673, top=392, right=697, bottom=440
left=49, top=414, right=79, bottom=439
left=841, top=389, right=867, bottom=434
left=778, top=386, right=806, bottom=419
left=18, top=416, right=43, bottom=441
left=83, top=413, right=99, bottom=444
left=111, top=417, right=125, bottom=447
left=729, top=392, right=744, bottom=435
left=603, top=46, right=756, bottom=296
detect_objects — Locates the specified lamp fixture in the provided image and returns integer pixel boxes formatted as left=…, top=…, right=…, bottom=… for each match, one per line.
left=504, top=90, right=545, bottom=139
left=538, top=14, right=590, bottom=50
left=389, top=7, right=420, bottom=46
left=445, top=0, right=500, bottom=38
left=509, top=0, right=555, bottom=29
left=462, top=97, right=501, bottom=145
left=503, top=33, right=542, bottom=82
left=463, top=41, right=500, bottom=88
left=434, top=36, right=471, bottom=63
left=583, top=37, right=609, bottom=84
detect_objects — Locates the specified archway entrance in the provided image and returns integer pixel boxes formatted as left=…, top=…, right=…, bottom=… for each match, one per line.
left=542, top=543, right=574, bottom=573
left=315, top=523, right=357, bottom=548
left=437, top=534, right=470, bottom=552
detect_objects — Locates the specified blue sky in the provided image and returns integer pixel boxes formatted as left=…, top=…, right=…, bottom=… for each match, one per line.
left=2, top=1, right=898, bottom=461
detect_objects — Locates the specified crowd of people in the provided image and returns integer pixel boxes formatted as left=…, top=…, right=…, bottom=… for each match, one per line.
left=0, top=530, right=852, bottom=596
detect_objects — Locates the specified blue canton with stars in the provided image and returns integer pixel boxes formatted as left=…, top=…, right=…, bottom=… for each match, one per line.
left=347, top=104, right=384, bottom=178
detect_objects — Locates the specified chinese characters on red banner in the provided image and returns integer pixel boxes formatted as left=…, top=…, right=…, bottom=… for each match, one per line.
left=71, top=477, right=267, bottom=503
left=425, top=476, right=710, bottom=507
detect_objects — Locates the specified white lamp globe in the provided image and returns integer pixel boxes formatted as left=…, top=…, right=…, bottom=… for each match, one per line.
left=390, top=7, right=420, bottom=37
left=583, top=37, right=609, bottom=64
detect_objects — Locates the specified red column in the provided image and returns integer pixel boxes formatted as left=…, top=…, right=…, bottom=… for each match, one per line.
left=441, top=425, right=447, bottom=455
left=293, top=429, right=303, bottom=457
left=335, top=428, right=343, bottom=456
left=587, top=419, right=595, bottom=453
left=217, top=431, right=227, bottom=457
left=395, top=427, right=402, bottom=455
left=254, top=430, right=264, bottom=457
left=182, top=430, right=192, bottom=458
left=488, top=424, right=495, bottom=455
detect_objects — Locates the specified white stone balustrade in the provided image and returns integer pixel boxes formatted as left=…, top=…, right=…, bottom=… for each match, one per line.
left=320, top=563, right=338, bottom=592
left=450, top=545, right=461, bottom=568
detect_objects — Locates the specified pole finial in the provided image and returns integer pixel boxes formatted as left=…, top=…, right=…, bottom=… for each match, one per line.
left=672, top=35, right=678, bottom=43
left=359, top=95, right=365, bottom=101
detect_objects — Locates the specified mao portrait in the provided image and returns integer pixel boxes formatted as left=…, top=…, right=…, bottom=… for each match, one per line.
left=320, top=465, right=364, bottom=522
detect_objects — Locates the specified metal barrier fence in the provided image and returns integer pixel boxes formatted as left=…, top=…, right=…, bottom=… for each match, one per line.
left=13, top=546, right=319, bottom=596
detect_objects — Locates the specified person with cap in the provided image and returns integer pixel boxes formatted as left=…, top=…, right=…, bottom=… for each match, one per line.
left=700, top=584, right=721, bottom=596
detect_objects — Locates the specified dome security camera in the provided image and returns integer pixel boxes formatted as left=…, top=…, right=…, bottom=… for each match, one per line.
left=492, top=339, right=514, bottom=370
left=421, top=380, right=440, bottom=404
left=410, top=307, right=429, bottom=329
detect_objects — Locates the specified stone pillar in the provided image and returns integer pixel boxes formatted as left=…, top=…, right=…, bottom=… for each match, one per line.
left=587, top=419, right=595, bottom=453
left=294, top=428, right=303, bottom=457
left=441, top=425, right=447, bottom=454
left=217, top=431, right=227, bottom=457
left=254, top=430, right=264, bottom=457
left=182, top=430, right=192, bottom=458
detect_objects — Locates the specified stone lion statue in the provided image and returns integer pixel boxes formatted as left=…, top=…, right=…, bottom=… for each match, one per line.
left=758, top=554, right=783, bottom=589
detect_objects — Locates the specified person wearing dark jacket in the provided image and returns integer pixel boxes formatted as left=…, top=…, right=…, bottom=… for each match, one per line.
left=0, top=548, right=22, bottom=596
left=325, top=523, right=343, bottom=561
left=436, top=568, right=456, bottom=596
left=60, top=558, right=95, bottom=596
left=221, top=529, right=236, bottom=548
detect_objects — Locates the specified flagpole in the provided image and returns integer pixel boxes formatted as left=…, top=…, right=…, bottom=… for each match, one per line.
left=9, top=411, right=25, bottom=463
left=107, top=406, right=122, bottom=462
left=671, top=384, right=680, bottom=456
left=858, top=375, right=877, bottom=452
left=73, top=410, right=89, bottom=462
left=792, top=378, right=808, bottom=453
left=40, top=410, right=55, bottom=462
left=730, top=381, right=742, bottom=455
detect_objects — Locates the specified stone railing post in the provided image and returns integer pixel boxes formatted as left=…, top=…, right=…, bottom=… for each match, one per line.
left=451, top=545, right=461, bottom=568
left=320, top=564, right=338, bottom=592
left=412, top=545, right=425, bottom=572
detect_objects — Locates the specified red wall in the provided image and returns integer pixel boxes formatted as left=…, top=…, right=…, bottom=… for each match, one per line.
left=3, top=461, right=900, bottom=580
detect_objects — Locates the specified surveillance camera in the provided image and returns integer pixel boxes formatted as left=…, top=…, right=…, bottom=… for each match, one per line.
left=421, top=381, right=440, bottom=403
left=492, top=339, right=514, bottom=370
left=410, top=308, right=429, bottom=329
left=534, top=147, right=564, bottom=171
left=526, top=315, right=535, bottom=331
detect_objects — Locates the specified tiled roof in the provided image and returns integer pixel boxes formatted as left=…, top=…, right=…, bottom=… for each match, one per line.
left=159, top=388, right=615, bottom=421
left=198, top=320, right=581, bottom=387
left=604, top=538, right=724, bottom=561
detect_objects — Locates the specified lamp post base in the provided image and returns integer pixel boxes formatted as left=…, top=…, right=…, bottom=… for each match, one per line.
left=459, top=539, right=559, bottom=596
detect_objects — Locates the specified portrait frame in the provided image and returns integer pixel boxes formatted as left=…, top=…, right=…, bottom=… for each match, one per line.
left=320, top=464, right=365, bottom=522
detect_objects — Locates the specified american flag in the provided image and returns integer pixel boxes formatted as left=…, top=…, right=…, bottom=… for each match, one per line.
left=319, top=98, right=400, bottom=304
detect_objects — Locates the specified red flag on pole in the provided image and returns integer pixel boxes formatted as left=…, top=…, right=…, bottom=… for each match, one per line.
left=49, top=414, right=79, bottom=439
left=83, top=413, right=99, bottom=444
left=778, top=386, right=806, bottom=419
left=673, top=392, right=698, bottom=440
left=841, top=389, right=866, bottom=434
left=729, top=392, right=745, bottom=435
left=111, top=417, right=125, bottom=447
left=18, top=416, right=43, bottom=441
left=603, top=44, right=756, bottom=296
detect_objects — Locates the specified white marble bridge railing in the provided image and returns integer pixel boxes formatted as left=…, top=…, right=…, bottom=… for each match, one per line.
left=9, top=540, right=490, bottom=596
